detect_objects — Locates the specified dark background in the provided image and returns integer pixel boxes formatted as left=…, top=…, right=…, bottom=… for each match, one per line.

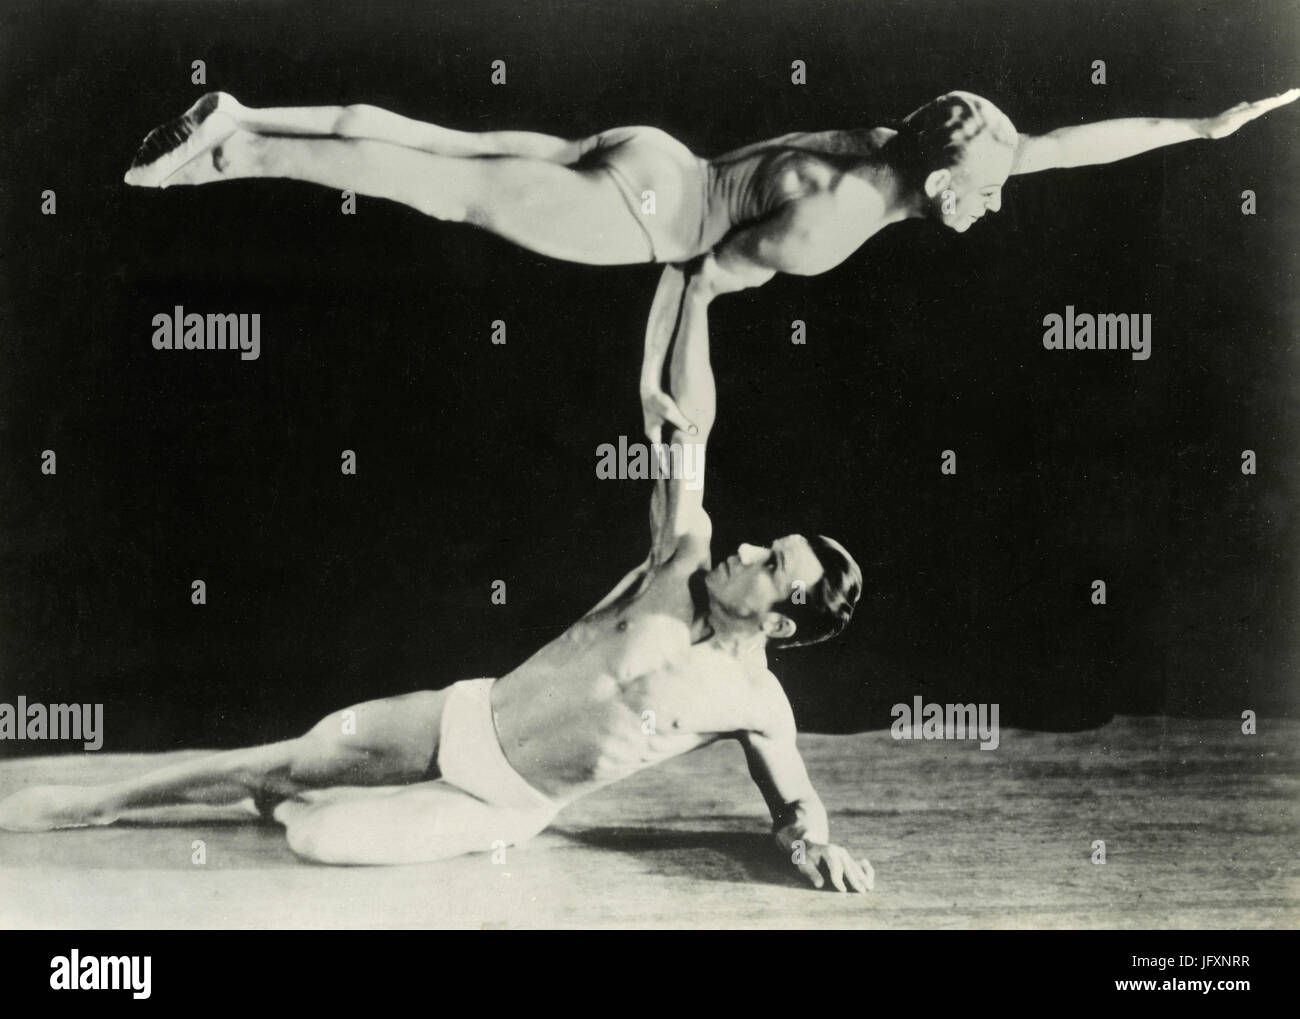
left=1, top=0, right=1296, bottom=754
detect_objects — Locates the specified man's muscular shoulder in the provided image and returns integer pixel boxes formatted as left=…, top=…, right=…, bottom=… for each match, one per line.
left=743, top=667, right=799, bottom=741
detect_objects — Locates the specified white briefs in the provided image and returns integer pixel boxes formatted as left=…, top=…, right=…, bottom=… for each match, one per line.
left=436, top=678, right=559, bottom=844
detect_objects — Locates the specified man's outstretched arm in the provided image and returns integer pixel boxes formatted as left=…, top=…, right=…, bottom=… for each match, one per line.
left=645, top=257, right=721, bottom=566
left=740, top=684, right=874, bottom=893
left=640, top=253, right=774, bottom=451
left=1012, top=88, right=1298, bottom=175
left=643, top=251, right=780, bottom=569
left=640, top=265, right=694, bottom=449
left=587, top=259, right=724, bottom=616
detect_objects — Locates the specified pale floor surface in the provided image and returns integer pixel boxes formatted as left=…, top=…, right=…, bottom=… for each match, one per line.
left=0, top=716, right=1295, bottom=929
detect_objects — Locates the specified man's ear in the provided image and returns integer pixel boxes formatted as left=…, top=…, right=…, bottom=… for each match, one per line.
left=923, top=167, right=952, bottom=198
left=761, top=612, right=797, bottom=641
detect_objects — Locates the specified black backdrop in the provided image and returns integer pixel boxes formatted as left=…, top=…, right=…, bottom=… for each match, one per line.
left=1, top=0, right=1296, bottom=754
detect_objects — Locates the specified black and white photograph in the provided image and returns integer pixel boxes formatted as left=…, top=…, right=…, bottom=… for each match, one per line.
left=0, top=0, right=1296, bottom=956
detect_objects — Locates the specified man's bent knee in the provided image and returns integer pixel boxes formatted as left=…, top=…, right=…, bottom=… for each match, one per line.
left=284, top=812, right=348, bottom=864
left=284, top=806, right=466, bottom=866
left=284, top=806, right=393, bottom=864
left=333, top=104, right=382, bottom=137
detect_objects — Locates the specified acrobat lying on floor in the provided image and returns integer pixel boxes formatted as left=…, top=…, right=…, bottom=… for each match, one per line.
left=0, top=258, right=871, bottom=891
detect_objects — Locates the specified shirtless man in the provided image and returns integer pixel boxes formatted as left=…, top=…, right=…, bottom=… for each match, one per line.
left=123, top=86, right=1297, bottom=271
left=0, top=255, right=871, bottom=892
left=122, top=86, right=1298, bottom=438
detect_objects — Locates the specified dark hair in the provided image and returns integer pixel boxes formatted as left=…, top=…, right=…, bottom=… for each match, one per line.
left=771, top=535, right=863, bottom=649
left=886, top=90, right=1018, bottom=189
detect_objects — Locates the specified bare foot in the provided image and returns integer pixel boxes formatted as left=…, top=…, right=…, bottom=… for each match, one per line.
left=124, top=93, right=241, bottom=187
left=0, top=785, right=116, bottom=832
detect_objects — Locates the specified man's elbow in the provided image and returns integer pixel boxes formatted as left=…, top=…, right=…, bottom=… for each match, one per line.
left=668, top=389, right=716, bottom=440
left=700, top=250, right=779, bottom=294
left=680, top=407, right=716, bottom=440
left=752, top=234, right=843, bottom=277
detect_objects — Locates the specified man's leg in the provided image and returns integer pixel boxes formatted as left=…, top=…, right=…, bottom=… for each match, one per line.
left=0, top=740, right=298, bottom=832
left=228, top=95, right=584, bottom=162
left=0, top=690, right=447, bottom=832
left=162, top=129, right=654, bottom=264
left=277, top=779, right=551, bottom=865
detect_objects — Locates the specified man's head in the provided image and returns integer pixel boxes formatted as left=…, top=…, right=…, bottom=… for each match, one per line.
left=893, top=91, right=1018, bottom=232
left=704, top=534, right=862, bottom=648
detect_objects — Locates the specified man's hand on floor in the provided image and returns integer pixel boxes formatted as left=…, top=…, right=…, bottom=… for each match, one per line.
left=788, top=839, right=875, bottom=893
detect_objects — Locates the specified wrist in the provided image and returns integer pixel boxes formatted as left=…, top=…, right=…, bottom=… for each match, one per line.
left=773, top=822, right=807, bottom=849
left=774, top=808, right=829, bottom=847
left=686, top=256, right=720, bottom=300
left=686, top=274, right=716, bottom=301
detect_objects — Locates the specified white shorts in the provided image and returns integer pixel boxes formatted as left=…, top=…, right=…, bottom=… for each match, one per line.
left=437, top=678, right=559, bottom=845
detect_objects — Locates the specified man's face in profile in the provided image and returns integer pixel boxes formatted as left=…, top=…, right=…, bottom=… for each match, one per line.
left=705, top=534, right=824, bottom=625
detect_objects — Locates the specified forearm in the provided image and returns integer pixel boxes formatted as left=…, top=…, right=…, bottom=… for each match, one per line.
left=742, top=730, right=834, bottom=851
left=1035, top=116, right=1204, bottom=170
left=666, top=276, right=717, bottom=438
left=646, top=271, right=715, bottom=562
left=643, top=248, right=769, bottom=404
left=641, top=265, right=687, bottom=395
